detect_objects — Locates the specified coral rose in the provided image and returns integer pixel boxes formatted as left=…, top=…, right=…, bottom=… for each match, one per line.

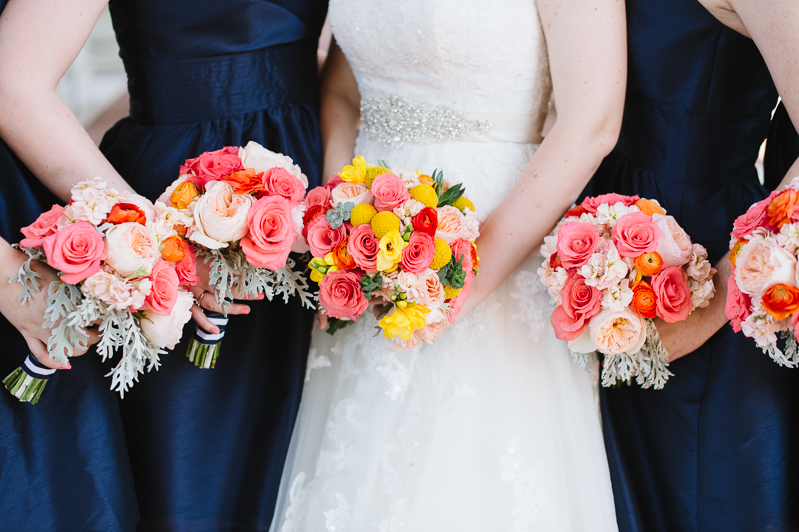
left=188, top=181, right=253, bottom=249
left=612, top=212, right=660, bottom=258
left=551, top=273, right=602, bottom=341
left=175, top=243, right=200, bottom=286
left=556, top=221, right=600, bottom=269
left=141, top=289, right=194, bottom=350
left=581, top=193, right=640, bottom=213
left=634, top=252, right=663, bottom=277
left=319, top=270, right=368, bottom=320
left=732, top=191, right=778, bottom=238
left=400, top=232, right=435, bottom=274
left=652, top=214, right=692, bottom=267
left=142, top=259, right=180, bottom=315
left=263, top=167, right=306, bottom=203
left=631, top=280, right=658, bottom=318
left=734, top=237, right=796, bottom=297
left=588, top=308, right=647, bottom=355
left=41, top=221, right=106, bottom=284
left=20, top=205, right=64, bottom=249
left=240, top=196, right=298, bottom=270
left=347, top=224, right=379, bottom=272
left=104, top=222, right=160, bottom=278
left=220, top=168, right=266, bottom=197
left=635, top=198, right=665, bottom=217
left=307, top=219, right=347, bottom=258
left=331, top=182, right=372, bottom=207
left=766, top=189, right=799, bottom=230
left=302, top=205, right=327, bottom=238
left=761, top=283, right=799, bottom=321
left=306, top=186, right=332, bottom=209
left=651, top=266, right=692, bottom=323
left=181, top=146, right=243, bottom=187
left=435, top=206, right=468, bottom=244
left=371, top=173, right=410, bottom=211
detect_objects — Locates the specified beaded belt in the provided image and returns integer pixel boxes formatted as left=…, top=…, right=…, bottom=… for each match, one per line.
left=360, top=94, right=545, bottom=149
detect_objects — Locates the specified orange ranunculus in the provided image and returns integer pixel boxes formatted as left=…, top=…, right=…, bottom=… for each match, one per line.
left=418, top=174, right=435, bottom=186
left=333, top=238, right=357, bottom=270
left=105, top=202, right=146, bottom=225
left=631, top=280, right=658, bottom=318
left=549, top=252, right=562, bottom=270
left=221, top=168, right=266, bottom=196
left=161, top=235, right=187, bottom=263
left=174, top=224, right=188, bottom=237
left=634, top=198, right=666, bottom=217
left=634, top=251, right=663, bottom=277
left=470, top=241, right=479, bottom=273
left=766, top=189, right=799, bottom=229
left=761, top=283, right=799, bottom=321
left=729, top=238, right=748, bottom=267
left=170, top=180, right=200, bottom=209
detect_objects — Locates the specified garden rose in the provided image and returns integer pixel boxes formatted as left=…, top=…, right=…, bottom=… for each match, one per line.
left=20, top=205, right=64, bottom=249
left=41, top=221, right=106, bottom=284
left=551, top=273, right=602, bottom=341
left=612, top=212, right=660, bottom=258
left=140, top=289, right=194, bottom=350
left=319, top=270, right=368, bottom=320
left=188, top=181, right=253, bottom=249
left=652, top=214, right=692, bottom=267
left=556, top=221, right=600, bottom=269
left=240, top=196, right=297, bottom=270
left=181, top=146, right=243, bottom=187
left=371, top=173, right=410, bottom=211
left=587, top=308, right=647, bottom=355
left=581, top=193, right=639, bottom=213
left=651, top=267, right=692, bottom=322
left=348, top=224, right=379, bottom=272
left=735, top=237, right=796, bottom=296
left=142, top=260, right=179, bottom=315
left=306, top=186, right=332, bottom=209
left=238, top=141, right=308, bottom=188
left=104, top=222, right=160, bottom=278
left=400, top=232, right=435, bottom=274
left=306, top=219, right=347, bottom=258
left=263, top=167, right=306, bottom=203
left=331, top=182, right=372, bottom=207
left=419, top=268, right=446, bottom=309
left=435, top=206, right=468, bottom=244
left=725, top=272, right=751, bottom=333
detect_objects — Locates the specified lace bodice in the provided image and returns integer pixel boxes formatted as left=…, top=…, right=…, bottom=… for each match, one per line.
left=329, top=0, right=551, bottom=117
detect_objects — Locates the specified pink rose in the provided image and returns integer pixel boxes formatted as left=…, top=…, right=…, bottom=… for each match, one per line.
left=732, top=191, right=779, bottom=238
left=331, top=182, right=372, bottom=207
left=725, top=270, right=751, bottom=333
left=651, top=266, right=692, bottom=323
left=307, top=219, right=347, bottom=258
left=41, top=221, right=106, bottom=284
left=371, top=173, right=410, bottom=211
left=348, top=224, right=379, bottom=272
left=181, top=146, right=243, bottom=187
left=612, top=212, right=660, bottom=258
left=551, top=273, right=602, bottom=341
left=240, top=196, right=298, bottom=270
left=142, top=260, right=179, bottom=315
left=319, top=270, right=368, bottom=320
left=556, top=222, right=600, bottom=269
left=306, top=186, right=332, bottom=209
left=324, top=175, right=344, bottom=190
left=262, top=167, right=306, bottom=203
left=581, top=193, right=640, bottom=214
left=175, top=243, right=200, bottom=286
left=20, top=205, right=65, bottom=249
left=447, top=271, right=474, bottom=324
left=449, top=238, right=474, bottom=273
left=400, top=233, right=435, bottom=274
left=652, top=214, right=692, bottom=267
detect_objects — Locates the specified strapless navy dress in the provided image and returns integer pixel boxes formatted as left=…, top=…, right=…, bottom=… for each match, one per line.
left=582, top=1, right=799, bottom=531
left=0, top=5, right=139, bottom=529
left=100, top=1, right=326, bottom=530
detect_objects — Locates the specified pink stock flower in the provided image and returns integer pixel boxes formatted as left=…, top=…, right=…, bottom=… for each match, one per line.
left=551, top=273, right=602, bottom=341
left=42, top=221, right=106, bottom=284
left=371, top=173, right=410, bottom=211
left=240, top=196, right=298, bottom=270
left=262, top=167, right=306, bottom=203
left=556, top=222, right=600, bottom=269
left=319, top=270, right=368, bottom=320
left=612, top=212, right=660, bottom=258
left=180, top=146, right=243, bottom=187
left=20, top=205, right=65, bottom=249
left=651, top=266, right=692, bottom=323
left=306, top=219, right=347, bottom=258
left=581, top=193, right=640, bottom=214
left=400, top=233, right=435, bottom=274
left=725, top=270, right=751, bottom=333
left=347, top=224, right=379, bottom=272
left=142, top=260, right=179, bottom=316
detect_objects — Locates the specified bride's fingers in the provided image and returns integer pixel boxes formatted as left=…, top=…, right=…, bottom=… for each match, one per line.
left=191, top=305, right=220, bottom=335
left=230, top=285, right=265, bottom=301
left=197, top=292, right=250, bottom=315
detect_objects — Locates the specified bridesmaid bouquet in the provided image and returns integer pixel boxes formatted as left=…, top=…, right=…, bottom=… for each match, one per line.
left=159, top=141, right=313, bottom=368
left=539, top=193, right=716, bottom=389
left=303, top=156, right=479, bottom=350
left=4, top=178, right=196, bottom=403
left=726, top=177, right=799, bottom=367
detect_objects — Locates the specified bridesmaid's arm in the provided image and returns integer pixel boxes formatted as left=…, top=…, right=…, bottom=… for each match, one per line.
left=659, top=0, right=799, bottom=360
left=0, top=0, right=133, bottom=202
left=319, top=39, right=361, bottom=183
left=456, top=0, right=627, bottom=320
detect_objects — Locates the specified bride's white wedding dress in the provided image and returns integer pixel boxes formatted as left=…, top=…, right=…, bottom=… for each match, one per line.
left=271, top=1, right=618, bottom=530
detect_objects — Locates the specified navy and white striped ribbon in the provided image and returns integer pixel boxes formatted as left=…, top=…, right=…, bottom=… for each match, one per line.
left=193, top=311, right=229, bottom=346
left=22, top=354, right=58, bottom=380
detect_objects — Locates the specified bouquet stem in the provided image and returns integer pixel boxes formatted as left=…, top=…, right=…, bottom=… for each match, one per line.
left=185, top=311, right=228, bottom=369
left=3, top=354, right=57, bottom=404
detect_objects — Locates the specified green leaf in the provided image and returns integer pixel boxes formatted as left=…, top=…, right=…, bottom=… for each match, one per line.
left=437, top=254, right=466, bottom=289
left=360, top=272, right=383, bottom=300
left=326, top=317, right=354, bottom=335
left=437, top=183, right=466, bottom=207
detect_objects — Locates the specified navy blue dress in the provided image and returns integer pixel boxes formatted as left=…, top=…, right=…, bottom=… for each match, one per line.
left=100, top=1, right=326, bottom=530
left=582, top=1, right=799, bottom=531
left=0, top=5, right=139, bottom=529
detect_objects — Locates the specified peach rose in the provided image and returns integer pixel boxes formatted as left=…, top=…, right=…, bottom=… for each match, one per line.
left=263, top=167, right=306, bottom=203
left=556, top=221, right=600, bottom=269
left=612, top=212, right=660, bottom=258
left=307, top=219, right=347, bottom=258
left=20, top=205, right=65, bottom=249
left=652, top=214, right=692, bottom=267
left=41, top=221, right=106, bottom=284
left=181, top=146, right=243, bottom=187
left=331, top=182, right=372, bottom=207
left=238, top=141, right=308, bottom=189
left=306, top=186, right=332, bottom=209
left=735, top=237, right=796, bottom=297
left=188, top=181, right=253, bottom=249
left=347, top=224, right=379, bottom=272
left=140, top=289, right=194, bottom=350
left=651, top=267, right=692, bottom=323
left=419, top=268, right=445, bottom=309
left=371, top=173, right=410, bottom=211
left=588, top=308, right=647, bottom=355
left=725, top=271, right=751, bottom=333
left=240, top=196, right=298, bottom=270
left=142, top=260, right=179, bottom=315
left=104, top=222, right=160, bottom=278
left=319, top=270, right=368, bottom=320
left=435, top=206, right=468, bottom=244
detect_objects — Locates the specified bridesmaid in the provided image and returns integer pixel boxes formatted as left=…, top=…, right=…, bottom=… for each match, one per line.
left=583, top=0, right=799, bottom=530
left=0, top=0, right=327, bottom=529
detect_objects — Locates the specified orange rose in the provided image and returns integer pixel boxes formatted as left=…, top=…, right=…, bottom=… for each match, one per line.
left=634, top=198, right=666, bottom=217
left=634, top=251, right=663, bottom=277
left=332, top=238, right=357, bottom=270
left=105, top=202, right=146, bottom=225
left=221, top=168, right=266, bottom=196
left=761, top=283, right=799, bottom=321
left=631, top=280, right=658, bottom=318
left=766, top=189, right=799, bottom=229
left=169, top=180, right=200, bottom=209
left=729, top=238, right=748, bottom=267
left=161, top=235, right=187, bottom=263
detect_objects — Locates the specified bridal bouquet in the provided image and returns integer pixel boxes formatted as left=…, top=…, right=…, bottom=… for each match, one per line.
left=726, top=177, right=799, bottom=367
left=159, top=141, right=313, bottom=369
left=304, top=156, right=479, bottom=350
left=539, top=193, right=715, bottom=389
left=4, top=178, right=197, bottom=403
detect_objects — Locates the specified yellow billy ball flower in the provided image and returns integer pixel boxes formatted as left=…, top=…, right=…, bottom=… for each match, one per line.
left=364, top=165, right=391, bottom=189
left=452, top=196, right=475, bottom=212
left=443, top=284, right=462, bottom=300
left=376, top=230, right=407, bottom=272
left=378, top=302, right=431, bottom=340
left=409, top=184, right=438, bottom=208
left=340, top=156, right=368, bottom=183
left=370, top=211, right=401, bottom=239
left=429, top=238, right=452, bottom=270
left=350, top=203, right=378, bottom=226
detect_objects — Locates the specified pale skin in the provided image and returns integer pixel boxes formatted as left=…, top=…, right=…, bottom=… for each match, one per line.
left=656, top=0, right=799, bottom=361
left=0, top=0, right=256, bottom=344
left=321, top=0, right=627, bottom=323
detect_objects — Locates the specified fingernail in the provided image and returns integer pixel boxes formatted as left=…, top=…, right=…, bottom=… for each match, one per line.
left=211, top=328, right=220, bottom=335
left=256, top=295, right=265, bottom=300
left=61, top=363, right=72, bottom=370
left=241, top=308, right=250, bottom=314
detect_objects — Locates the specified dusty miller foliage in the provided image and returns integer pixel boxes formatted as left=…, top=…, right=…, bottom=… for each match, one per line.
left=764, top=331, right=799, bottom=368
left=9, top=246, right=44, bottom=304
left=201, top=248, right=314, bottom=313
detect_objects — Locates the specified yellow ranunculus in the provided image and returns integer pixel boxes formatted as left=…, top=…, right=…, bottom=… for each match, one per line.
left=340, top=156, right=368, bottom=183
left=376, top=230, right=407, bottom=272
left=378, top=302, right=431, bottom=340
left=309, top=254, right=338, bottom=283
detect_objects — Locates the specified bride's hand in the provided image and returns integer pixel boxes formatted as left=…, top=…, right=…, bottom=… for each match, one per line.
left=189, top=255, right=263, bottom=334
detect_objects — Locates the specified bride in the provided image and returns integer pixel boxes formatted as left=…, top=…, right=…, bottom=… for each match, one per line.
left=271, top=0, right=626, bottom=530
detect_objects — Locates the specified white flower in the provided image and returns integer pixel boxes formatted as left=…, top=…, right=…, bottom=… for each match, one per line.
left=580, top=246, right=628, bottom=291
left=151, top=201, right=193, bottom=243
left=690, top=277, right=715, bottom=309
left=395, top=271, right=425, bottom=303
left=462, top=207, right=480, bottom=241
left=777, top=223, right=799, bottom=254
left=686, top=243, right=713, bottom=281
left=104, top=222, right=160, bottom=277
left=290, top=203, right=310, bottom=254
left=537, top=263, right=569, bottom=305
left=140, top=289, right=194, bottom=349
left=601, top=278, right=634, bottom=312
left=392, top=165, right=421, bottom=188
left=540, top=234, right=558, bottom=259
left=82, top=270, right=152, bottom=311
left=69, top=178, right=122, bottom=225
left=392, top=199, right=425, bottom=231
left=740, top=311, right=780, bottom=348
left=187, top=181, right=253, bottom=249
left=238, top=141, right=308, bottom=188
left=595, top=202, right=640, bottom=226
